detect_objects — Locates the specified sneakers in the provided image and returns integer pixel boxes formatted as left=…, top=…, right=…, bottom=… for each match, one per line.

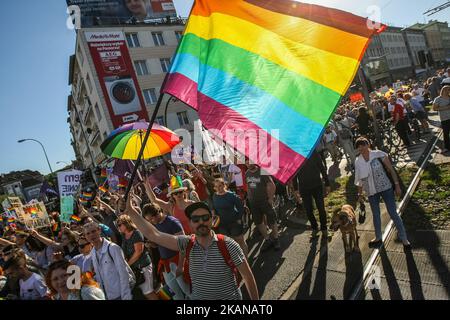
left=368, top=239, right=383, bottom=248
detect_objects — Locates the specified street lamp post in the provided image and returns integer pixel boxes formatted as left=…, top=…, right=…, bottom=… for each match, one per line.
left=18, top=139, right=54, bottom=174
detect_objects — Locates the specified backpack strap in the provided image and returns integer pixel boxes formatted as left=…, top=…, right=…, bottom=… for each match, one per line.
left=183, top=235, right=196, bottom=292
left=107, top=243, right=115, bottom=265
left=216, top=234, right=242, bottom=286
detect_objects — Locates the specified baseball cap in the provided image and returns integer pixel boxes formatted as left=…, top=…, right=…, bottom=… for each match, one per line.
left=184, top=202, right=212, bottom=219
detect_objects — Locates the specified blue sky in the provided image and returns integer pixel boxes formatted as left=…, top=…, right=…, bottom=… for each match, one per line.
left=0, top=0, right=449, bottom=175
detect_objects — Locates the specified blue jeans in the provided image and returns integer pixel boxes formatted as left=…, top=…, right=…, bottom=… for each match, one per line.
left=368, top=188, right=408, bottom=242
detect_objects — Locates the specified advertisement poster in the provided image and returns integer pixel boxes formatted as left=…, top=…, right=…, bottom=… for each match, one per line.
left=57, top=170, right=83, bottom=197
left=60, top=196, right=75, bottom=224
left=85, top=31, right=149, bottom=128
left=66, top=0, right=176, bottom=27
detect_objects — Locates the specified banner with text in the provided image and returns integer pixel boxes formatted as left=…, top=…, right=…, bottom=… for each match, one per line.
left=57, top=170, right=83, bottom=197
left=86, top=31, right=149, bottom=129
left=60, top=196, right=75, bottom=224
left=66, top=0, right=176, bottom=27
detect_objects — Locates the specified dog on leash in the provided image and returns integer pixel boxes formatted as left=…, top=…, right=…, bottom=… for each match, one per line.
left=331, top=204, right=360, bottom=253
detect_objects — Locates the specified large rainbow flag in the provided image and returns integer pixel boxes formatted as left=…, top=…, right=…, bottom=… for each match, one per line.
left=162, top=0, right=385, bottom=183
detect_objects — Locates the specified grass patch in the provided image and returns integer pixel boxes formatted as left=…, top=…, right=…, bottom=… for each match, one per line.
left=403, top=163, right=450, bottom=230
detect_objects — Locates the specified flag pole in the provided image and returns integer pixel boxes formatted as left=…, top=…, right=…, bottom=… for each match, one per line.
left=124, top=93, right=166, bottom=201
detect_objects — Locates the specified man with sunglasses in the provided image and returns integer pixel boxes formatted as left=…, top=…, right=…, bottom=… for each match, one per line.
left=70, top=236, right=94, bottom=273
left=125, top=195, right=259, bottom=300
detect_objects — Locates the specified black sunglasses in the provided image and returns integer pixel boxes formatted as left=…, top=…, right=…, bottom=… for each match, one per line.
left=190, top=214, right=211, bottom=223
left=78, top=243, right=90, bottom=249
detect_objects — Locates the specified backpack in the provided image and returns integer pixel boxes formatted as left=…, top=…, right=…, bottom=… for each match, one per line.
left=183, top=234, right=242, bottom=293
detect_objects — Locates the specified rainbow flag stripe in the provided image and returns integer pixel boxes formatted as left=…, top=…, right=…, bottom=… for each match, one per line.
left=162, top=0, right=385, bottom=183
left=158, top=286, right=175, bottom=300
left=71, top=215, right=81, bottom=223
left=99, top=185, right=108, bottom=193
left=52, top=223, right=59, bottom=232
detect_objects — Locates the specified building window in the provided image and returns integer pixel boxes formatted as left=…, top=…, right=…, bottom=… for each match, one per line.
left=94, top=103, right=102, bottom=121
left=126, top=33, right=140, bottom=48
left=143, top=88, right=158, bottom=104
left=156, top=116, right=165, bottom=126
left=160, top=58, right=171, bottom=73
left=177, top=111, right=190, bottom=126
left=152, top=32, right=165, bottom=46
left=175, top=31, right=183, bottom=42
left=134, top=60, right=149, bottom=75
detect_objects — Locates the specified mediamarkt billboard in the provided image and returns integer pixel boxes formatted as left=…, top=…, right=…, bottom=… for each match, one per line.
left=85, top=31, right=149, bottom=128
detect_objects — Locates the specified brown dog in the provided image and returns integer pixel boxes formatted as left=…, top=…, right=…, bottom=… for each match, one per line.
left=331, top=205, right=360, bottom=253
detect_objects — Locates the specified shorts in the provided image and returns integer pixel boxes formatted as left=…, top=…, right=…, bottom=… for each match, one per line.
left=139, top=264, right=155, bottom=295
left=217, top=219, right=244, bottom=237
left=248, top=201, right=276, bottom=226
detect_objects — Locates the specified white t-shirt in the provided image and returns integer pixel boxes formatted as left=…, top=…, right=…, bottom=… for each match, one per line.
left=413, top=88, right=425, bottom=102
left=388, top=99, right=407, bottom=113
left=19, top=273, right=49, bottom=300
left=228, top=164, right=244, bottom=187
left=354, top=150, right=391, bottom=196
left=324, top=130, right=337, bottom=144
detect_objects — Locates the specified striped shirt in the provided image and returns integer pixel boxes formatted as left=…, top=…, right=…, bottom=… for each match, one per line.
left=177, top=233, right=245, bottom=300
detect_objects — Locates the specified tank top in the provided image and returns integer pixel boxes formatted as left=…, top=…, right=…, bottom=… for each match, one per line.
left=172, top=204, right=192, bottom=234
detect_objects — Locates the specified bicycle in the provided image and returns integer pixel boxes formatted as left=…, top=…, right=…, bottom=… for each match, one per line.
left=409, top=113, right=422, bottom=141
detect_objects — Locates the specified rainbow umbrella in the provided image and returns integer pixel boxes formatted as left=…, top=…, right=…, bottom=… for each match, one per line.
left=100, top=122, right=180, bottom=160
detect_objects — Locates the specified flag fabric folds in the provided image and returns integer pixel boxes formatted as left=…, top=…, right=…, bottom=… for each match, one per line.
left=161, top=0, right=385, bottom=183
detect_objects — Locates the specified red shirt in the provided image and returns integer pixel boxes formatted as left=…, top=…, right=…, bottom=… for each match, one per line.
left=393, top=103, right=405, bottom=121
left=192, top=176, right=208, bottom=201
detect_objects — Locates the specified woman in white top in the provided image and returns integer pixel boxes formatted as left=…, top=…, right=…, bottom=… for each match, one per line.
left=354, top=137, right=411, bottom=249
left=45, top=260, right=105, bottom=300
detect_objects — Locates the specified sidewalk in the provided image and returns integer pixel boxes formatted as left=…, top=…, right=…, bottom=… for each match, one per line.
left=361, top=140, right=450, bottom=300
left=246, top=112, right=447, bottom=300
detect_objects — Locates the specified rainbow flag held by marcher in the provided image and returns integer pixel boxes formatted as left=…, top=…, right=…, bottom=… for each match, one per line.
left=71, top=215, right=81, bottom=223
left=162, top=0, right=385, bottom=183
left=52, top=223, right=60, bottom=232
left=158, top=285, right=175, bottom=300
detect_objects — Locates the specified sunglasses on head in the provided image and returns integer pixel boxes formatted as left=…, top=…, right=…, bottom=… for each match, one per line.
left=190, top=214, right=211, bottom=223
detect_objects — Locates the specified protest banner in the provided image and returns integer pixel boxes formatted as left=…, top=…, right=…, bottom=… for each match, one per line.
left=21, top=202, right=50, bottom=228
left=57, top=170, right=83, bottom=197
left=60, top=196, right=74, bottom=223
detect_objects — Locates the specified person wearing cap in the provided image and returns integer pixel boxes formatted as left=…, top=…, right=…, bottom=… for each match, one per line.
left=124, top=197, right=259, bottom=300
left=142, top=176, right=195, bottom=235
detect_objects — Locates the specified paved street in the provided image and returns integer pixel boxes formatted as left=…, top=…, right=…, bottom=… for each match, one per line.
left=245, top=112, right=450, bottom=300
